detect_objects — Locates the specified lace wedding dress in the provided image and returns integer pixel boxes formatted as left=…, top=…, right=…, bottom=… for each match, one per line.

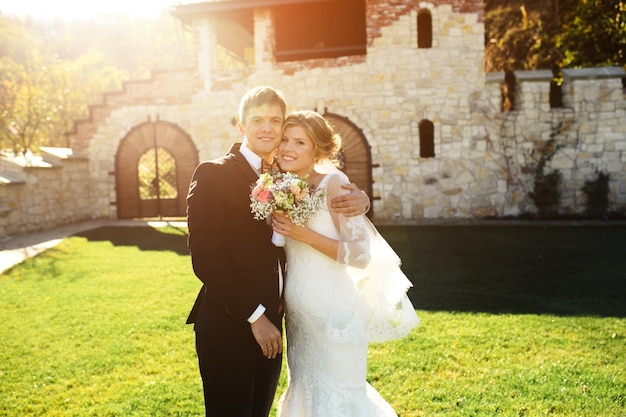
left=276, top=173, right=419, bottom=417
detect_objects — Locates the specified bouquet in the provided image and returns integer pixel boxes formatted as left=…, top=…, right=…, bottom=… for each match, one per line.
left=250, top=171, right=324, bottom=246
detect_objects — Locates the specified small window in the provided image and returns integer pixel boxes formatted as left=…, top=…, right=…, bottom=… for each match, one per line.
left=419, top=119, right=435, bottom=158
left=550, top=65, right=563, bottom=109
left=417, top=9, right=432, bottom=49
left=502, top=70, right=516, bottom=112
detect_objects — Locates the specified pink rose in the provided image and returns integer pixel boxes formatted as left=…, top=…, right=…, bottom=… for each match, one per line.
left=291, top=185, right=309, bottom=201
left=290, top=185, right=301, bottom=199
left=251, top=184, right=264, bottom=198
left=257, top=189, right=272, bottom=203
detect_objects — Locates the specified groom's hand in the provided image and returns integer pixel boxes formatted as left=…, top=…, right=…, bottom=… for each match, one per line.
left=250, top=314, right=283, bottom=359
left=330, top=183, right=370, bottom=217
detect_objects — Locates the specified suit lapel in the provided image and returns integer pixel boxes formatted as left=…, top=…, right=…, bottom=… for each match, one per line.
left=229, top=143, right=261, bottom=184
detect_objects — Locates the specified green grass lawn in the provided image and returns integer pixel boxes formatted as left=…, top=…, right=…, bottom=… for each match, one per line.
left=1, top=224, right=625, bottom=416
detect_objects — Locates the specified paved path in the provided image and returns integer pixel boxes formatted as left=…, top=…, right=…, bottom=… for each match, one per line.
left=0, top=219, right=187, bottom=274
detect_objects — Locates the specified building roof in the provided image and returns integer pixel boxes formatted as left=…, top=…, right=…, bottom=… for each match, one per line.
left=171, top=0, right=333, bottom=19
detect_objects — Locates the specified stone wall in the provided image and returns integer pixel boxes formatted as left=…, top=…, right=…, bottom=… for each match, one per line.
left=476, top=68, right=626, bottom=218
left=0, top=148, right=91, bottom=238
left=2, top=0, right=625, bottom=239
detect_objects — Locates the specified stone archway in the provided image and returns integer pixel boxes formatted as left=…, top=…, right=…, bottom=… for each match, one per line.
left=115, top=119, right=198, bottom=219
left=322, top=112, right=376, bottom=217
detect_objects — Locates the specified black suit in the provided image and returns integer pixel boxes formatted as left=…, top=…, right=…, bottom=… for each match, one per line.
left=186, top=143, right=285, bottom=417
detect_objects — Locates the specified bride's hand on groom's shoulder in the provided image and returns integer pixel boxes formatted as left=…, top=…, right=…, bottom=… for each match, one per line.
left=329, top=183, right=370, bottom=217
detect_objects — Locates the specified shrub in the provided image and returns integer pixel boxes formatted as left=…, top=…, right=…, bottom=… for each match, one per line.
left=582, top=171, right=610, bottom=218
left=529, top=139, right=562, bottom=217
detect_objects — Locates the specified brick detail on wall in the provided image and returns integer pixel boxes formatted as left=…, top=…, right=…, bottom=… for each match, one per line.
left=67, top=69, right=203, bottom=154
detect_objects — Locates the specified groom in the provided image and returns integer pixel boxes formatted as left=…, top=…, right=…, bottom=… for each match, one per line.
left=186, top=86, right=370, bottom=417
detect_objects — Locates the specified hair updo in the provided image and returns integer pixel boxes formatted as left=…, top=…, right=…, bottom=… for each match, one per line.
left=283, top=110, right=342, bottom=163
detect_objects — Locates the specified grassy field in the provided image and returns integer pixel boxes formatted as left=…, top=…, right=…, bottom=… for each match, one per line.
left=0, top=223, right=625, bottom=416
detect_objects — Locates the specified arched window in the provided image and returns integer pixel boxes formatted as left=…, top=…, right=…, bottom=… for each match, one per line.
left=417, top=9, right=432, bottom=49
left=419, top=119, right=435, bottom=158
left=138, top=147, right=178, bottom=200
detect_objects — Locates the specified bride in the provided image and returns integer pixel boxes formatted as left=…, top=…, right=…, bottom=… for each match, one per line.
left=272, top=110, right=419, bottom=417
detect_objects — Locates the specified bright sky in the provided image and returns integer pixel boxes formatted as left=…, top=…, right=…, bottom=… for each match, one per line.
left=0, top=0, right=193, bottom=21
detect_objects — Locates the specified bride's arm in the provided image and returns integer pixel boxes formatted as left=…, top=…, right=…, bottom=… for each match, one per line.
left=271, top=175, right=370, bottom=268
left=271, top=213, right=339, bottom=261
left=328, top=175, right=371, bottom=268
left=329, top=183, right=370, bottom=217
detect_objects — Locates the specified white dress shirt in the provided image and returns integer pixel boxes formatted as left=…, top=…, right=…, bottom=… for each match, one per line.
left=240, top=141, right=283, bottom=323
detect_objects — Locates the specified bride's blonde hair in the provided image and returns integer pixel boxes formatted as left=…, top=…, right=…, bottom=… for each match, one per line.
left=283, top=110, right=342, bottom=163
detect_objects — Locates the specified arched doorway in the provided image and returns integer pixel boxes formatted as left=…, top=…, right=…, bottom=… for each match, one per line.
left=322, top=112, right=376, bottom=217
left=115, top=118, right=198, bottom=219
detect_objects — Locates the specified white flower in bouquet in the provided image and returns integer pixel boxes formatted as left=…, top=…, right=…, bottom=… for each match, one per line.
left=250, top=171, right=324, bottom=246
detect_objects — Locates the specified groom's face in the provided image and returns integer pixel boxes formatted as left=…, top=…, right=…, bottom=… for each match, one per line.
left=239, top=104, right=284, bottom=160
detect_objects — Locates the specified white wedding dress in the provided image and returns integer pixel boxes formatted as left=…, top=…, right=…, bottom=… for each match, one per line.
left=277, top=173, right=419, bottom=417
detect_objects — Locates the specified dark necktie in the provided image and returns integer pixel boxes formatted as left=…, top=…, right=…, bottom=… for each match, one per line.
left=262, top=160, right=273, bottom=173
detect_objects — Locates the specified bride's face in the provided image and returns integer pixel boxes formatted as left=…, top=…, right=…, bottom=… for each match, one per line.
left=278, top=125, right=316, bottom=177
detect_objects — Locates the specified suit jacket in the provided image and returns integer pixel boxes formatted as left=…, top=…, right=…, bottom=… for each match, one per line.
left=186, top=143, right=285, bottom=351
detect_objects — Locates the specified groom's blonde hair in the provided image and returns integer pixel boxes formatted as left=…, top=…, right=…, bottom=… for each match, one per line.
left=238, top=86, right=287, bottom=124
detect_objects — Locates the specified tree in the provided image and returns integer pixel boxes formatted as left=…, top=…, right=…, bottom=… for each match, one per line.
left=485, top=0, right=570, bottom=71
left=0, top=57, right=56, bottom=154
left=41, top=14, right=191, bottom=79
left=485, top=0, right=624, bottom=71
left=44, top=51, right=127, bottom=147
left=0, top=13, right=188, bottom=152
left=558, top=0, right=626, bottom=68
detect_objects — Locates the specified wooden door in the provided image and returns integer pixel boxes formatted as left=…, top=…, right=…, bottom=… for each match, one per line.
left=115, top=119, right=198, bottom=219
left=323, top=112, right=376, bottom=217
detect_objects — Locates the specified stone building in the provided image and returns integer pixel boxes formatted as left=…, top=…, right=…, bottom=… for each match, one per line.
left=1, top=0, right=625, bottom=239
